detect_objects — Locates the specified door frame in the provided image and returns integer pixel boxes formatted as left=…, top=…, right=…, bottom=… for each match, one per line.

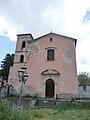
left=41, top=69, right=60, bottom=98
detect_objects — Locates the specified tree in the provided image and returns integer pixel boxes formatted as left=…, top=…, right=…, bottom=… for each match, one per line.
left=0, top=54, right=14, bottom=80
left=78, top=72, right=90, bottom=85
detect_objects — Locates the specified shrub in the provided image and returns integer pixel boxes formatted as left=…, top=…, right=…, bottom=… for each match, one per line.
left=55, top=102, right=90, bottom=111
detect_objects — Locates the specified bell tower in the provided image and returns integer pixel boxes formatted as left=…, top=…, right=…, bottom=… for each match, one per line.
left=14, top=33, right=33, bottom=64
left=8, top=33, right=33, bottom=88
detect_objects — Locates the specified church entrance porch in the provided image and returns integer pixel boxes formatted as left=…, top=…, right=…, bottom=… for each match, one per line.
left=41, top=69, right=60, bottom=98
left=45, top=79, right=54, bottom=98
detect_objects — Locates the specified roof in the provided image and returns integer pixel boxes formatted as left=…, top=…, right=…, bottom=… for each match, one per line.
left=17, top=33, right=33, bottom=39
left=29, top=32, right=77, bottom=46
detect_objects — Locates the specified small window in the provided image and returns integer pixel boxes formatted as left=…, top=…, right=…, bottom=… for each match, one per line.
left=47, top=49, right=54, bottom=61
left=22, top=41, right=25, bottom=49
left=20, top=55, right=24, bottom=63
left=50, top=38, right=53, bottom=42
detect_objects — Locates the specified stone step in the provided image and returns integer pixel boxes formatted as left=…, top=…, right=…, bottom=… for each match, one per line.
left=35, top=99, right=56, bottom=108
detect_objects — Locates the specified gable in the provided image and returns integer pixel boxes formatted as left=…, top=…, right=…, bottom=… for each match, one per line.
left=29, top=32, right=77, bottom=46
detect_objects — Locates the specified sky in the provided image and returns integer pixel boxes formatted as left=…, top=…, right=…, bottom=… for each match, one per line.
left=0, top=0, right=90, bottom=73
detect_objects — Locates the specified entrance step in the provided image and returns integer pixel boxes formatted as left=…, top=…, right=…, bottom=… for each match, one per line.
left=35, top=98, right=56, bottom=108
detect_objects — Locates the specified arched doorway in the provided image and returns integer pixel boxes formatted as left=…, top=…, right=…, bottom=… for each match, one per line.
left=45, top=79, right=55, bottom=98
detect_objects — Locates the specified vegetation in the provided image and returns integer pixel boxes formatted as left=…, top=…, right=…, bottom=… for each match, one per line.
left=78, top=72, right=90, bottom=85
left=0, top=53, right=14, bottom=80
left=0, top=101, right=90, bottom=120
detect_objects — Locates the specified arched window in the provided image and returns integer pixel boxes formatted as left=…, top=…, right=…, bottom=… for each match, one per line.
left=20, top=55, right=24, bottom=63
left=22, top=41, right=25, bottom=49
left=47, top=49, right=54, bottom=61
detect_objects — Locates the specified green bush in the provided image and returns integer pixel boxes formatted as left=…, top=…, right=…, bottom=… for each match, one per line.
left=55, top=102, right=90, bottom=111
left=0, top=101, right=90, bottom=120
left=0, top=101, right=18, bottom=120
left=0, top=101, right=30, bottom=120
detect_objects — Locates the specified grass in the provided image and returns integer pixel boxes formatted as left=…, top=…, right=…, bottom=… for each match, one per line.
left=0, top=101, right=90, bottom=120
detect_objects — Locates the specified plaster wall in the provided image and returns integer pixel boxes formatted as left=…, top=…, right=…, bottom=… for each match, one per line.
left=8, top=33, right=78, bottom=98
left=26, top=34, right=78, bottom=97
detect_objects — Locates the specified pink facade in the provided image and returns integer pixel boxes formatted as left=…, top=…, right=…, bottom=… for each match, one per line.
left=8, top=32, right=78, bottom=98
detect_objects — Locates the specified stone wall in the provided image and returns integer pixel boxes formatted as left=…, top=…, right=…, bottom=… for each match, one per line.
left=78, top=85, right=90, bottom=98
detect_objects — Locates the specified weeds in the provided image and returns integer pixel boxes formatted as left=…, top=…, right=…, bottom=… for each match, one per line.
left=0, top=101, right=90, bottom=120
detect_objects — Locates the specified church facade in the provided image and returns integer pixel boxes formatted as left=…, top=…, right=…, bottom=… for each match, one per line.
left=8, top=32, right=78, bottom=98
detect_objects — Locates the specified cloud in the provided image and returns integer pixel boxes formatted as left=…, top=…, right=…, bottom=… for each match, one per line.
left=0, top=0, right=58, bottom=38
left=0, top=17, right=17, bottom=41
left=0, top=0, right=90, bottom=72
left=0, top=0, right=89, bottom=39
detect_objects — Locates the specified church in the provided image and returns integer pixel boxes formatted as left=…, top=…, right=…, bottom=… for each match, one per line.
left=8, top=32, right=78, bottom=99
